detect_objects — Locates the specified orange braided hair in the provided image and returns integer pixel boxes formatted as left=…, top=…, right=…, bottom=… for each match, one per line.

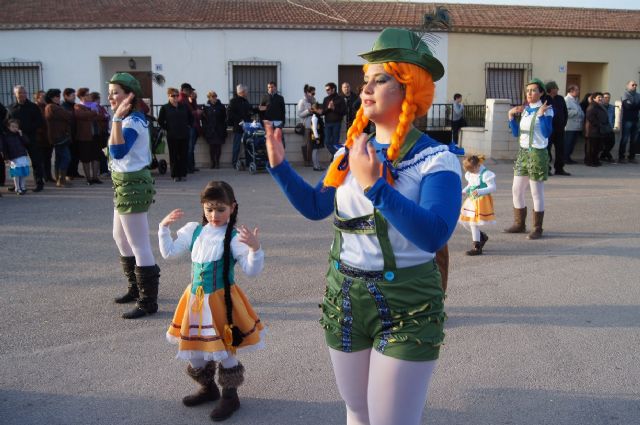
left=323, top=62, right=435, bottom=188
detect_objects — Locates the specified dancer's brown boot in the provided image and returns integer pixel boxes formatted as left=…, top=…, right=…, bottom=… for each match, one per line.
left=527, top=211, right=544, bottom=240
left=479, top=232, right=489, bottom=248
left=503, top=207, right=527, bottom=233
left=210, top=363, right=244, bottom=422
left=122, top=264, right=160, bottom=319
left=114, top=256, right=139, bottom=303
left=466, top=241, right=483, bottom=256
left=183, top=361, right=220, bottom=406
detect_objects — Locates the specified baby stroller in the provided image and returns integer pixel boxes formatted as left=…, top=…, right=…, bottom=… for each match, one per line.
left=147, top=117, right=168, bottom=175
left=236, top=121, right=268, bottom=174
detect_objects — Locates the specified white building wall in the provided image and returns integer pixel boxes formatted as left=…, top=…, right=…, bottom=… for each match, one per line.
left=1, top=28, right=449, bottom=105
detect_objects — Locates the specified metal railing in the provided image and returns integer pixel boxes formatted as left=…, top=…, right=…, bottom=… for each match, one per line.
left=150, top=102, right=486, bottom=130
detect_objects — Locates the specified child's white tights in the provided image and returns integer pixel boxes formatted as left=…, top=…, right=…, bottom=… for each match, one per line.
left=512, top=176, right=545, bottom=212
left=189, top=354, right=238, bottom=369
left=13, top=176, right=26, bottom=192
left=329, top=348, right=437, bottom=425
left=469, top=223, right=481, bottom=242
left=112, top=210, right=155, bottom=266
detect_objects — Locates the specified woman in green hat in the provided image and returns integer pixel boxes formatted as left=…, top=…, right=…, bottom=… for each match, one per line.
left=265, top=28, right=462, bottom=424
left=504, top=78, right=553, bottom=240
left=108, top=72, right=160, bottom=319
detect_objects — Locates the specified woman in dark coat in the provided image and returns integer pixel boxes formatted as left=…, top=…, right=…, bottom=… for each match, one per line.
left=584, top=92, right=610, bottom=167
left=158, top=87, right=193, bottom=181
left=201, top=91, right=227, bottom=168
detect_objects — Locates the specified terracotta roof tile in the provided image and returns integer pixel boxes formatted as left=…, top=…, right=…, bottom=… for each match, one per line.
left=1, top=0, right=639, bottom=38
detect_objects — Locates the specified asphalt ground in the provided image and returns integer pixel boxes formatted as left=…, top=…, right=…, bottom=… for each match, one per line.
left=1, top=158, right=639, bottom=425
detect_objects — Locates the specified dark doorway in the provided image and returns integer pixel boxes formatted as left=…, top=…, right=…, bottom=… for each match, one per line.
left=122, top=71, right=153, bottom=108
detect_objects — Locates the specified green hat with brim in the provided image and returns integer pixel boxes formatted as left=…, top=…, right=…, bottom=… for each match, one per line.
left=359, top=28, right=445, bottom=82
left=108, top=72, right=143, bottom=98
left=527, top=78, right=546, bottom=95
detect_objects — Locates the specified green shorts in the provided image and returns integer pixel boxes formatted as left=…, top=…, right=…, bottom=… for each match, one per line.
left=514, top=147, right=549, bottom=181
left=320, top=259, right=446, bottom=361
left=111, top=169, right=156, bottom=214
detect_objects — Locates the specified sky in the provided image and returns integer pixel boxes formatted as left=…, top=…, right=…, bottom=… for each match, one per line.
left=412, top=0, right=639, bottom=9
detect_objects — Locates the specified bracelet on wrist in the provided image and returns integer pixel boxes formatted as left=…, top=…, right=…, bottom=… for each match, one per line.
left=112, top=116, right=124, bottom=123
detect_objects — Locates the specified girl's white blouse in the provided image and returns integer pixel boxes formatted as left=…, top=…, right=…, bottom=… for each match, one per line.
left=158, top=222, right=264, bottom=277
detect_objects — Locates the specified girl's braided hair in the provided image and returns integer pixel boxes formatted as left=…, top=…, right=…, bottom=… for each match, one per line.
left=323, top=61, right=435, bottom=188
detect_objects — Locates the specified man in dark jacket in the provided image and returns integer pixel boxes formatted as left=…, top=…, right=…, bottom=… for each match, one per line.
left=340, top=82, right=358, bottom=132
left=227, top=84, right=256, bottom=168
left=620, top=80, right=640, bottom=163
left=0, top=101, right=6, bottom=187
left=544, top=81, right=570, bottom=176
left=319, top=82, right=346, bottom=155
left=158, top=87, right=193, bottom=181
left=259, top=81, right=286, bottom=147
left=62, top=88, right=82, bottom=179
left=8, top=85, right=46, bottom=191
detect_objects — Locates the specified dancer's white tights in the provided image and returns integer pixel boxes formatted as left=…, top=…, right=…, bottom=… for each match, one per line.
left=189, top=354, right=238, bottom=369
left=329, top=348, right=437, bottom=425
left=512, top=176, right=545, bottom=212
left=469, top=223, right=481, bottom=242
left=112, top=210, right=155, bottom=266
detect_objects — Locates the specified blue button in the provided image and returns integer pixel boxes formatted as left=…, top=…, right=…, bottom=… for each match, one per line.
left=384, top=271, right=395, bottom=281
left=334, top=260, right=340, bottom=270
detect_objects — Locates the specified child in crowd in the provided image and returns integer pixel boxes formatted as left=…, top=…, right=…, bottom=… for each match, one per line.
left=2, top=119, right=30, bottom=195
left=459, top=155, right=496, bottom=255
left=159, top=180, right=265, bottom=422
left=310, top=102, right=325, bottom=171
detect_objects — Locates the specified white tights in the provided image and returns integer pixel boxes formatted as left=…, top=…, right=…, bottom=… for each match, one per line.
left=469, top=223, right=481, bottom=242
left=189, top=354, right=238, bottom=369
left=329, top=348, right=437, bottom=425
left=512, top=176, right=545, bottom=212
left=112, top=210, right=155, bottom=266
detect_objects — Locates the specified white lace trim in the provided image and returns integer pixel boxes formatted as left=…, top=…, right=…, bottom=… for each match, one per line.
left=167, top=328, right=267, bottom=362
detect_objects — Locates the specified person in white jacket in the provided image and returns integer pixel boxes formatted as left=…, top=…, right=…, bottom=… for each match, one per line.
left=564, top=85, right=584, bottom=164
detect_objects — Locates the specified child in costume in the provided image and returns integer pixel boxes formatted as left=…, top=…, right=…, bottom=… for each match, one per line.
left=458, top=155, right=496, bottom=255
left=159, top=180, right=265, bottom=422
left=266, top=27, right=461, bottom=425
left=2, top=119, right=30, bottom=195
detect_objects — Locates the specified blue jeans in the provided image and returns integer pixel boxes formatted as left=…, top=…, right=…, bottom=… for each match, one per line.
left=564, top=130, right=580, bottom=162
left=232, top=132, right=243, bottom=167
left=325, top=122, right=342, bottom=155
left=619, top=119, right=639, bottom=159
left=54, top=143, right=71, bottom=172
left=187, top=127, right=197, bottom=171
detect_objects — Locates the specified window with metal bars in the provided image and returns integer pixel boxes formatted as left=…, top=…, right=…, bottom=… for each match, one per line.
left=228, top=61, right=280, bottom=106
left=0, top=61, right=43, bottom=106
left=485, top=63, right=532, bottom=105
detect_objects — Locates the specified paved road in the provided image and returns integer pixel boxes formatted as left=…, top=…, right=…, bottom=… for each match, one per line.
left=1, top=160, right=639, bottom=425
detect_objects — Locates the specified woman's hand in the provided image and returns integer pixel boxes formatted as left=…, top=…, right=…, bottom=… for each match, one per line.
left=237, top=224, right=260, bottom=251
left=349, top=133, right=380, bottom=190
left=537, top=100, right=551, bottom=117
left=160, top=209, right=184, bottom=227
left=508, top=105, right=524, bottom=120
left=114, top=93, right=135, bottom=119
left=264, top=120, right=285, bottom=167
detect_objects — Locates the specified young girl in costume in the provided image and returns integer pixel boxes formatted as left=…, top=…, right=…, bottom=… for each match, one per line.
left=458, top=155, right=496, bottom=256
left=265, top=27, right=461, bottom=425
left=2, top=119, right=30, bottom=195
left=159, top=181, right=265, bottom=422
left=108, top=73, right=160, bottom=319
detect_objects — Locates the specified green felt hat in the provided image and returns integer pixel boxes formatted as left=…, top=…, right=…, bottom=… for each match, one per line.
left=359, top=28, right=445, bottom=82
left=108, top=72, right=142, bottom=98
left=527, top=78, right=546, bottom=94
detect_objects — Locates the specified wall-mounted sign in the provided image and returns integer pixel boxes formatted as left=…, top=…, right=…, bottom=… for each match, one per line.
left=155, top=64, right=163, bottom=72
left=559, top=65, right=566, bottom=73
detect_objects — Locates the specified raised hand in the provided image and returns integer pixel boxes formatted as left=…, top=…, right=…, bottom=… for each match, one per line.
left=349, top=133, right=380, bottom=190
left=114, top=92, right=135, bottom=119
left=538, top=100, right=551, bottom=116
left=160, top=209, right=184, bottom=227
left=264, top=120, right=285, bottom=167
left=237, top=224, right=260, bottom=251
